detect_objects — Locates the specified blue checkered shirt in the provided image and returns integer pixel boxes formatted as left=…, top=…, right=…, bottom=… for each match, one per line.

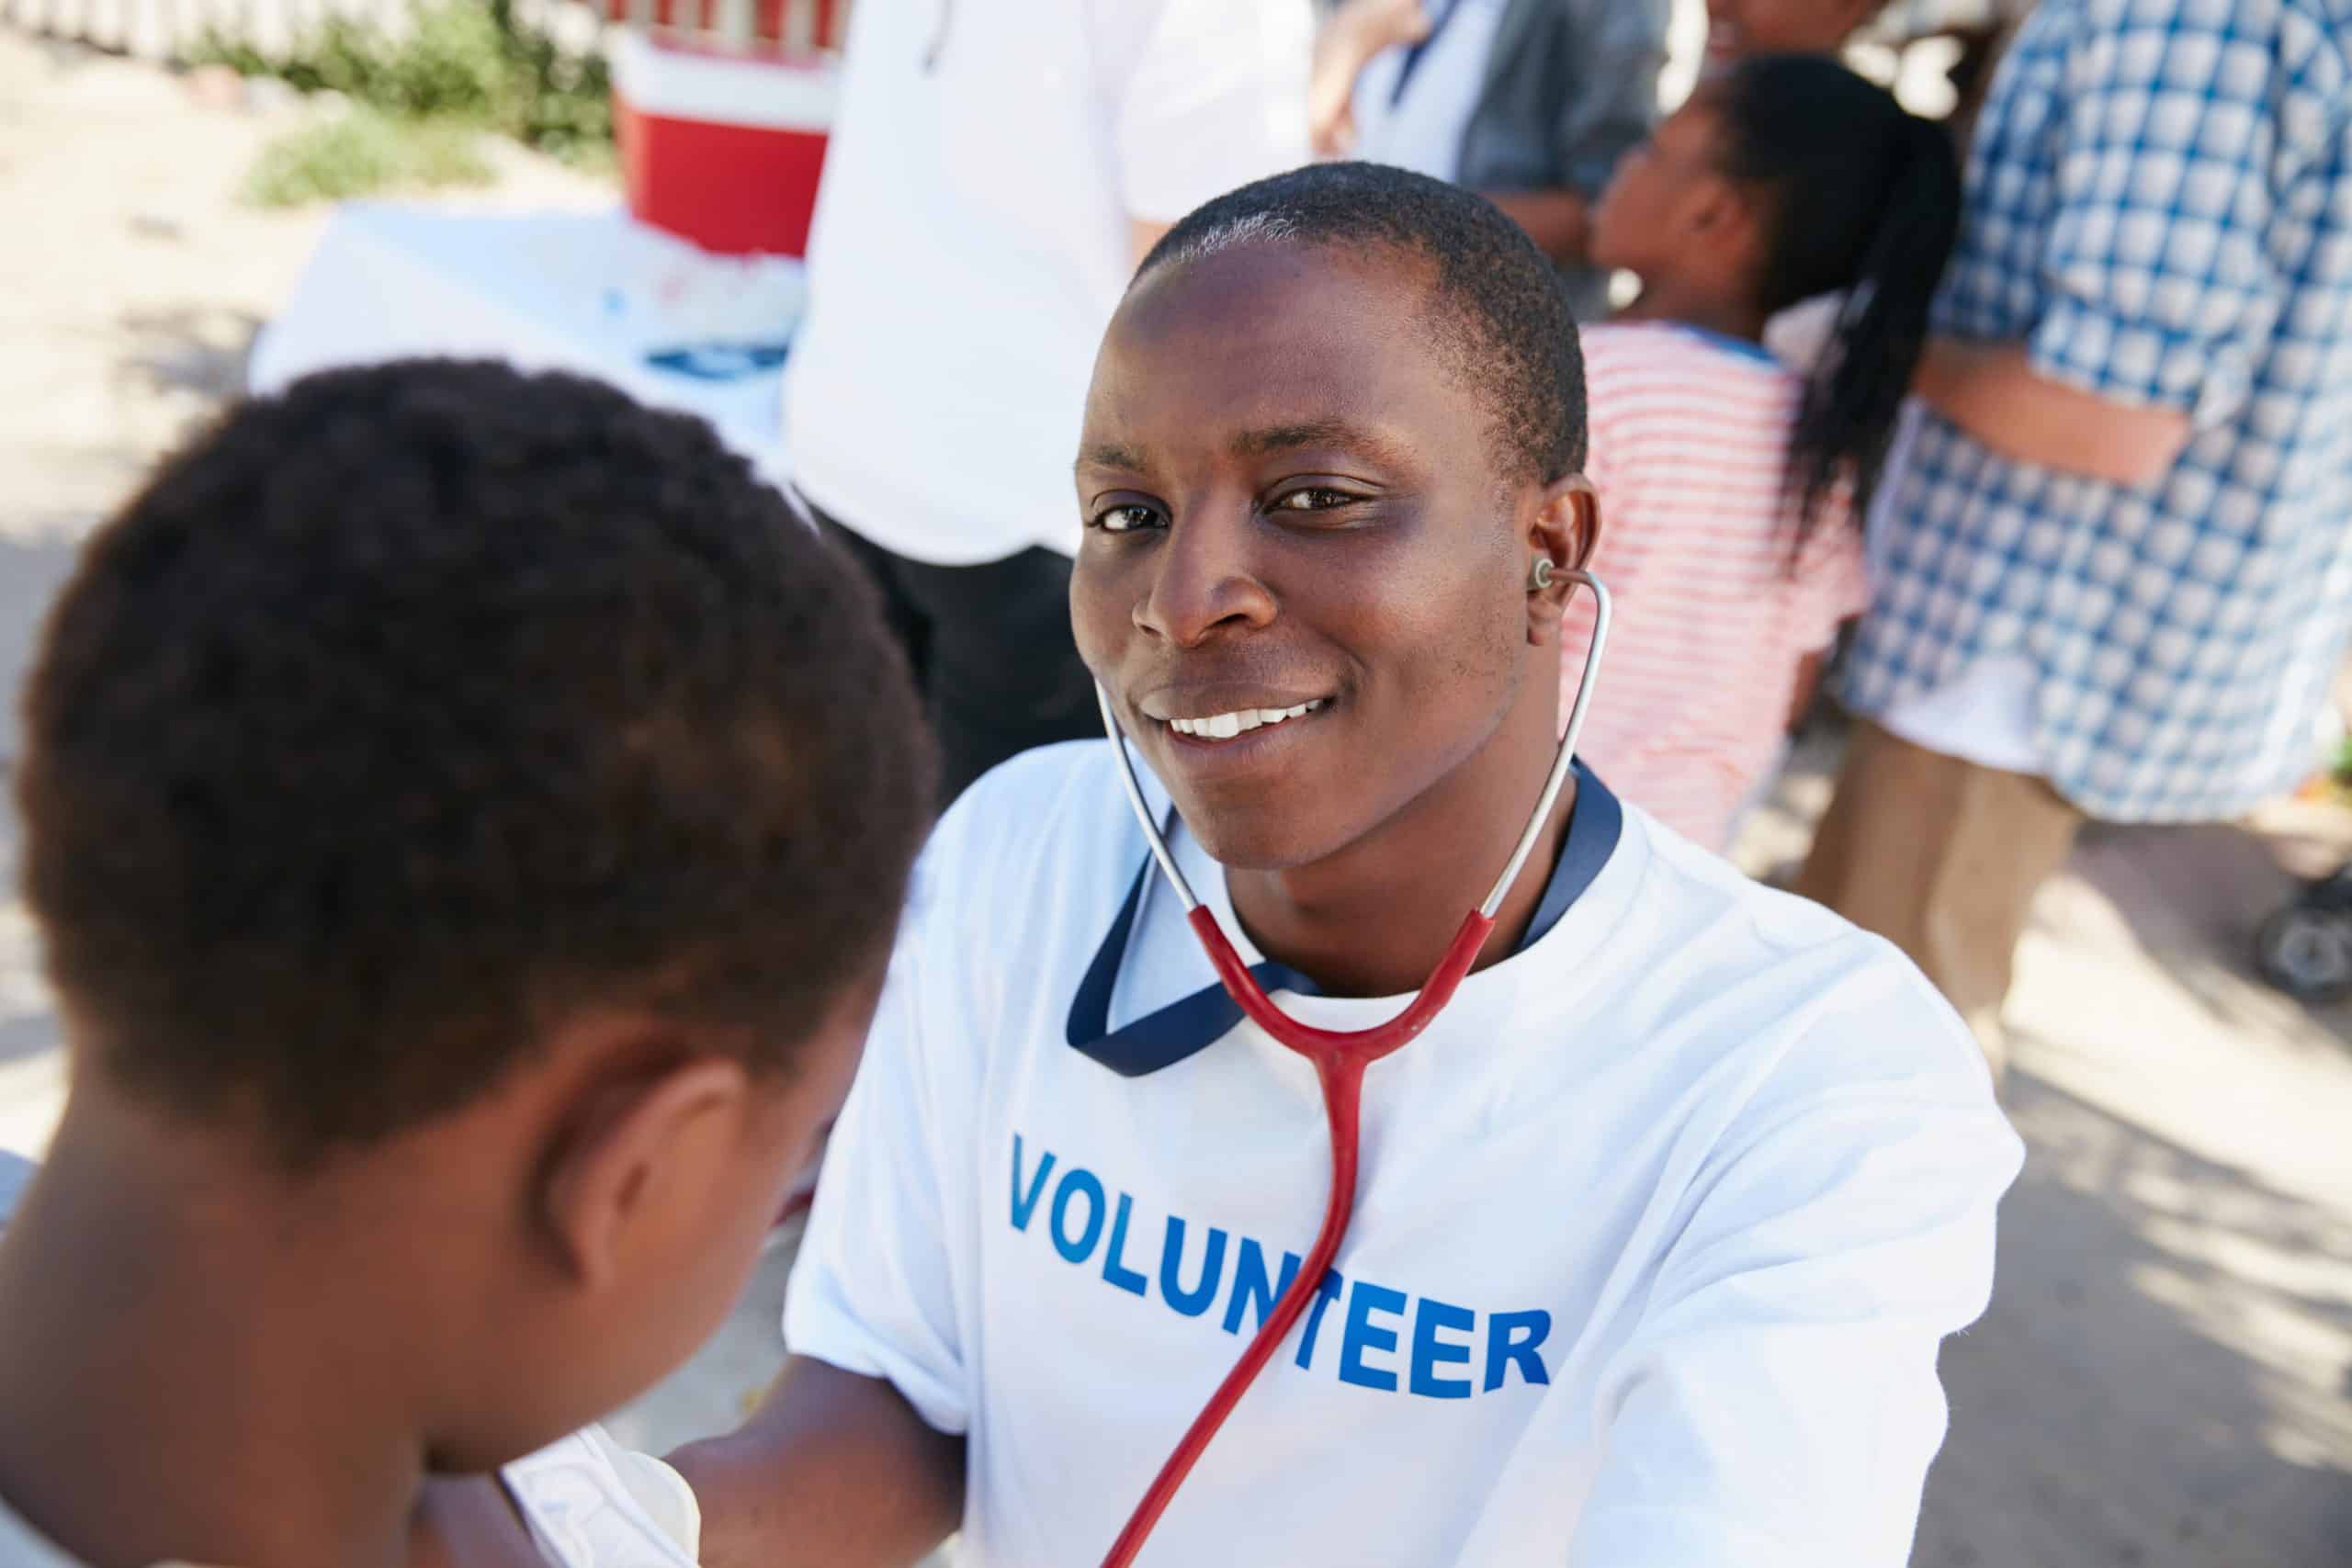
left=1843, top=0, right=2352, bottom=820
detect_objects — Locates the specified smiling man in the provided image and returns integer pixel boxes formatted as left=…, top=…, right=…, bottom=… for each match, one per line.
left=675, top=164, right=2023, bottom=1568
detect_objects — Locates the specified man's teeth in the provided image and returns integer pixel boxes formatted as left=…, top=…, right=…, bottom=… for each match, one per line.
left=1169, top=701, right=1324, bottom=739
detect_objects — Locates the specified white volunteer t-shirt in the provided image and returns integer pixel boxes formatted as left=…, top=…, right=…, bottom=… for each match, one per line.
left=783, top=0, right=1313, bottom=566
left=787, top=742, right=2024, bottom=1566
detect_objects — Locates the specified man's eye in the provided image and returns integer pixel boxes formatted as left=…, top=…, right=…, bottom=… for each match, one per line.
left=1092, top=503, right=1161, bottom=534
left=1271, top=488, right=1359, bottom=513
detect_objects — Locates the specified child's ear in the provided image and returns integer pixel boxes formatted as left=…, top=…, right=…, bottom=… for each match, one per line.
left=1525, top=473, right=1600, bottom=642
left=1682, top=173, right=1747, bottom=240
left=537, top=1043, right=754, bottom=1294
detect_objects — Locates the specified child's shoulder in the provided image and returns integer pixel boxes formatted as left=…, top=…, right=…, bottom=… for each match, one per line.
left=1579, top=321, right=1801, bottom=468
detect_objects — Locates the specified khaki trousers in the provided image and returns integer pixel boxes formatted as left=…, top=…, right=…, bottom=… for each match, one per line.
left=1794, top=720, right=2084, bottom=1077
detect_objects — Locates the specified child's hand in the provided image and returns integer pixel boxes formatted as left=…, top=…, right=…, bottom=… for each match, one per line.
left=1311, top=0, right=1431, bottom=157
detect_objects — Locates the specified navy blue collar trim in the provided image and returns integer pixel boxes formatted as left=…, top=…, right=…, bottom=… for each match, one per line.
left=1066, top=762, right=1622, bottom=1077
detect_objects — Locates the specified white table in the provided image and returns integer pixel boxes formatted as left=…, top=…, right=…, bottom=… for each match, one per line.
left=250, top=205, right=802, bottom=487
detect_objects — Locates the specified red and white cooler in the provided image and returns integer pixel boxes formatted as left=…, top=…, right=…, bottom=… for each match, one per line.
left=610, top=23, right=842, bottom=258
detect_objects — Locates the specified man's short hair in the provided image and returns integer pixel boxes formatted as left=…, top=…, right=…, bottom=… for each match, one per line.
left=19, top=360, right=933, bottom=1164
left=1138, top=162, right=1589, bottom=486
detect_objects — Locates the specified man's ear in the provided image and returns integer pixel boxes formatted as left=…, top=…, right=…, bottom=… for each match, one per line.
left=1525, top=472, right=1599, bottom=642
left=536, top=1041, right=754, bottom=1294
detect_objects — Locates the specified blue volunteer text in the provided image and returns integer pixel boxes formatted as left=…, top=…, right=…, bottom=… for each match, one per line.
left=1011, top=1134, right=1552, bottom=1398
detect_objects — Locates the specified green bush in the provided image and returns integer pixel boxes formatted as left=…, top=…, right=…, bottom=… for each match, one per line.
left=192, top=1, right=613, bottom=175
left=492, top=7, right=614, bottom=164
left=243, top=107, right=497, bottom=208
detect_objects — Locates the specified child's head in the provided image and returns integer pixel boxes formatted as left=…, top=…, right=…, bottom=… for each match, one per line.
left=1590, top=53, right=1960, bottom=531
left=1073, top=164, right=1596, bottom=872
left=17, top=361, right=932, bottom=1468
left=1703, top=0, right=1883, bottom=68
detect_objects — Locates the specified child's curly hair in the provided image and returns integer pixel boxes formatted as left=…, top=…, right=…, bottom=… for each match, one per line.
left=20, top=359, right=933, bottom=1165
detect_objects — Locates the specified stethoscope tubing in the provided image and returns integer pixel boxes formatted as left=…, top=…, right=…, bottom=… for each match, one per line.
left=1092, top=568, right=1611, bottom=1565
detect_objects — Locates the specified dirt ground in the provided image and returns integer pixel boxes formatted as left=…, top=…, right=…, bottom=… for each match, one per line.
left=1, top=26, right=2346, bottom=1568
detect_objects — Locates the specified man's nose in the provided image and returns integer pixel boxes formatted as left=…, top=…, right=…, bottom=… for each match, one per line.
left=1134, top=504, right=1276, bottom=648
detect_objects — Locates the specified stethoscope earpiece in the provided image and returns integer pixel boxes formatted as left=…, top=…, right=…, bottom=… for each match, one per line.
left=1528, top=558, right=1557, bottom=592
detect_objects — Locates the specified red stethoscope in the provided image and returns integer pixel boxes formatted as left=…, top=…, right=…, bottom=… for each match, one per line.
left=1091, top=561, right=1612, bottom=1567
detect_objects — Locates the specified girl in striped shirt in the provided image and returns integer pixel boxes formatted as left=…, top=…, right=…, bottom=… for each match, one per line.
left=1562, top=55, right=1958, bottom=850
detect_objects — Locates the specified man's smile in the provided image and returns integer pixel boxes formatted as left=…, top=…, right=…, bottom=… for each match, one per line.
left=1132, top=682, right=1339, bottom=763
left=1162, top=701, right=1325, bottom=740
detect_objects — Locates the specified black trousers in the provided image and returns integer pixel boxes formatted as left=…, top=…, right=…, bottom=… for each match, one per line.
left=814, top=505, right=1098, bottom=806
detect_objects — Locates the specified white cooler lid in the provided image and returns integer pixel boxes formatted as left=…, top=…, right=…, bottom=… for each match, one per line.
left=612, top=28, right=837, bottom=130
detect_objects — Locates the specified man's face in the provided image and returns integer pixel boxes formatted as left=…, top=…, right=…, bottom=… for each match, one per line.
left=1071, top=242, right=1536, bottom=872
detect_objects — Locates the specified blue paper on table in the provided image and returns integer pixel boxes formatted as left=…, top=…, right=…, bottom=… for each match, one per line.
left=644, top=343, right=793, bottom=381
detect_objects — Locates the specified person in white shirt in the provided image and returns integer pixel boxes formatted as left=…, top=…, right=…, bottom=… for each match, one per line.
left=0, top=362, right=934, bottom=1568
left=673, top=164, right=2023, bottom=1566
left=786, top=0, right=1313, bottom=803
